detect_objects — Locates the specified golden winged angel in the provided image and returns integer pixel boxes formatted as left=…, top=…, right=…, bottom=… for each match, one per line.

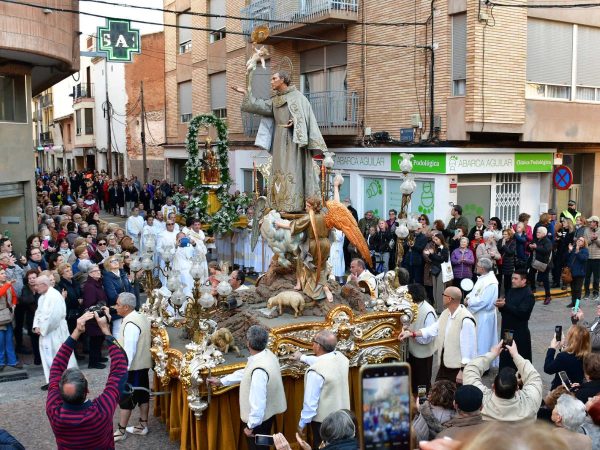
left=275, top=176, right=372, bottom=302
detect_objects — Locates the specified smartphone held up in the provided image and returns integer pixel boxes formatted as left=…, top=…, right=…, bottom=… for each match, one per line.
left=360, top=363, right=412, bottom=450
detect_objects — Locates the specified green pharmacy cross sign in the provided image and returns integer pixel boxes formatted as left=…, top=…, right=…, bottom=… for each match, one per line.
left=97, top=19, right=141, bottom=62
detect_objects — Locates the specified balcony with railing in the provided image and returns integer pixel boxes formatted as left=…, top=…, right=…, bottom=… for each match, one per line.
left=241, top=0, right=358, bottom=39
left=243, top=90, right=359, bottom=136
left=40, top=93, right=53, bottom=108
left=73, top=83, right=95, bottom=102
left=40, top=131, right=53, bottom=145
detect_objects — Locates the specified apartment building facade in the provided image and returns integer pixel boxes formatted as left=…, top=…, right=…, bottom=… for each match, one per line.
left=163, top=0, right=600, bottom=224
left=0, top=0, right=79, bottom=253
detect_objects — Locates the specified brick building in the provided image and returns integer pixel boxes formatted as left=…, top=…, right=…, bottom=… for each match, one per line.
left=0, top=0, right=79, bottom=253
left=162, top=0, right=600, bottom=224
left=125, top=32, right=166, bottom=182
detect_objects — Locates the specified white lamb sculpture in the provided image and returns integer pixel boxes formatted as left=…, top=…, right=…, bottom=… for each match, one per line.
left=260, top=210, right=303, bottom=267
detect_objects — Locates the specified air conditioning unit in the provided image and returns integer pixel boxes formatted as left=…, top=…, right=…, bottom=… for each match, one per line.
left=410, top=114, right=421, bottom=128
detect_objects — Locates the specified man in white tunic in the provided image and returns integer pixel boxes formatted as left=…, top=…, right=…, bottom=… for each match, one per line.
left=125, top=206, right=144, bottom=251
left=465, top=257, right=499, bottom=360
left=32, top=274, right=77, bottom=389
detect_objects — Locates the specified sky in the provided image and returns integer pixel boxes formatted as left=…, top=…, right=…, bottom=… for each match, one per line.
left=79, top=0, right=164, bottom=38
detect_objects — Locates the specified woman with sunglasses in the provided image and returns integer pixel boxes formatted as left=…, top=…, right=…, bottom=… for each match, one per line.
left=102, top=255, right=133, bottom=338
left=82, top=264, right=109, bottom=369
left=91, top=236, right=113, bottom=265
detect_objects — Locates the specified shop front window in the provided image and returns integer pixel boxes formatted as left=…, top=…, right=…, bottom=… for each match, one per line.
left=363, top=178, right=435, bottom=220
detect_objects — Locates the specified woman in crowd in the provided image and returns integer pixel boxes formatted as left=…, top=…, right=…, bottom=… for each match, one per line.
left=448, top=226, right=467, bottom=253
left=56, top=238, right=72, bottom=261
left=470, top=229, right=485, bottom=255
left=81, top=264, right=108, bottom=369
left=91, top=236, right=112, bottom=266
left=0, top=268, right=20, bottom=370
left=413, top=380, right=457, bottom=442
left=87, top=211, right=100, bottom=228
left=498, top=228, right=516, bottom=294
left=553, top=218, right=575, bottom=288
left=551, top=394, right=593, bottom=449
left=102, top=254, right=133, bottom=338
left=468, top=215, right=485, bottom=241
left=514, top=222, right=529, bottom=271
left=46, top=252, right=65, bottom=273
left=529, top=226, right=553, bottom=304
left=371, top=220, right=393, bottom=273
left=273, top=409, right=358, bottom=450
left=450, top=237, right=475, bottom=292
left=487, top=217, right=503, bottom=241
left=106, top=233, right=122, bottom=255
left=544, top=324, right=590, bottom=390
left=402, top=221, right=428, bottom=284
left=56, top=263, right=84, bottom=361
left=576, top=354, right=600, bottom=404
left=476, top=231, right=501, bottom=273
left=568, top=236, right=589, bottom=308
left=575, top=216, right=588, bottom=240
left=533, top=212, right=551, bottom=239
left=582, top=395, right=600, bottom=450
left=418, top=214, right=431, bottom=235
left=20, top=269, right=40, bottom=365
left=424, top=232, right=449, bottom=313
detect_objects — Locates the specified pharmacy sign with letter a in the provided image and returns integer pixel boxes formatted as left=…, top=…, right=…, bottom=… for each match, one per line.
left=97, top=19, right=141, bottom=62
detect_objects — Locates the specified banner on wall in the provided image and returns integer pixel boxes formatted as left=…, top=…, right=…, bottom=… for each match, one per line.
left=391, top=152, right=553, bottom=174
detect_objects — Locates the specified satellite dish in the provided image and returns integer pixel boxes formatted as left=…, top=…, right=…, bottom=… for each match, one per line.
left=460, top=278, right=474, bottom=292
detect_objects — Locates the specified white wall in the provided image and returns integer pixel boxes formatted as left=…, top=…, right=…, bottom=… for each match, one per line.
left=93, top=60, right=126, bottom=160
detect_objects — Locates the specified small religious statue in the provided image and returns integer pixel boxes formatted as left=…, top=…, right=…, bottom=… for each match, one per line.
left=200, top=137, right=220, bottom=185
left=246, top=45, right=269, bottom=74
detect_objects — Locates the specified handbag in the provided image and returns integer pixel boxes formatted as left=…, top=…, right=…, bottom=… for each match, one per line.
left=531, top=250, right=551, bottom=272
left=441, top=258, right=454, bottom=283
left=561, top=267, right=573, bottom=284
left=0, top=299, right=13, bottom=326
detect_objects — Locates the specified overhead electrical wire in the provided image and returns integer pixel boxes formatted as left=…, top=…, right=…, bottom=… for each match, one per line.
left=486, top=1, right=600, bottom=7
left=79, top=0, right=428, bottom=27
left=0, top=0, right=431, bottom=49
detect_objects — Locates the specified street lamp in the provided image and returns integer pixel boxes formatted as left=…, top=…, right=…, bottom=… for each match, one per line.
left=395, top=153, right=418, bottom=265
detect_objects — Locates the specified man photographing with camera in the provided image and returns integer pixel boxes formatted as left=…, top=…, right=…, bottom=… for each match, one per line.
left=46, top=308, right=128, bottom=449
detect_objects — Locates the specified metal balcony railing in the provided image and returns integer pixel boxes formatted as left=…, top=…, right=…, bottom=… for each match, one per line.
left=40, top=131, right=53, bottom=144
left=40, top=93, right=53, bottom=108
left=243, top=90, right=359, bottom=135
left=241, top=0, right=358, bottom=36
left=73, top=83, right=94, bottom=100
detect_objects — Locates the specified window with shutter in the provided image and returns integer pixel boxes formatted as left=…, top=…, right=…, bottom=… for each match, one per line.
left=452, top=13, right=466, bottom=96
left=178, top=81, right=192, bottom=122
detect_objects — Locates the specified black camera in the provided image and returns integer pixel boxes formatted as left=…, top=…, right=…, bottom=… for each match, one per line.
left=85, top=304, right=106, bottom=318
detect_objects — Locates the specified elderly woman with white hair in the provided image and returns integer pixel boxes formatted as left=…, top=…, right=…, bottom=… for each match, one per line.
left=552, top=394, right=593, bottom=449
left=273, top=409, right=358, bottom=450
left=465, top=257, right=499, bottom=362
left=475, top=230, right=501, bottom=270
left=32, top=274, right=77, bottom=390
left=528, top=225, right=553, bottom=304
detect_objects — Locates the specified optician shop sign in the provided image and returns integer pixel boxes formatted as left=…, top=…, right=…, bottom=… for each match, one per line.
left=391, top=152, right=553, bottom=174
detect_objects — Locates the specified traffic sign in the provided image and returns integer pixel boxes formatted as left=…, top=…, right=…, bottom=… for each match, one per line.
left=553, top=165, right=573, bottom=190
left=97, top=19, right=141, bottom=62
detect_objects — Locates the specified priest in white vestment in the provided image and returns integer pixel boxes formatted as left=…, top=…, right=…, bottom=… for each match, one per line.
left=32, top=274, right=77, bottom=385
left=125, top=207, right=144, bottom=250
left=465, top=257, right=499, bottom=362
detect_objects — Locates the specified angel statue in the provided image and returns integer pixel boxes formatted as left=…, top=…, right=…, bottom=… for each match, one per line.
left=275, top=175, right=372, bottom=302
left=232, top=69, right=325, bottom=214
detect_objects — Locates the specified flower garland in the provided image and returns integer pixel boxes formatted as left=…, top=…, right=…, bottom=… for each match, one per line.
left=183, top=114, right=237, bottom=234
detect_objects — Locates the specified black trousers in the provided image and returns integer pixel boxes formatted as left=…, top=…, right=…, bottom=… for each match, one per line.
left=13, top=304, right=28, bottom=349
left=585, top=259, right=600, bottom=296
left=88, top=335, right=104, bottom=366
left=310, top=421, right=322, bottom=450
left=243, top=415, right=274, bottom=450
left=572, top=276, right=584, bottom=303
left=407, top=353, right=433, bottom=395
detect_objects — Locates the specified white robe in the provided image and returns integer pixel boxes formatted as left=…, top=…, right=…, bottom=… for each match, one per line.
left=126, top=215, right=144, bottom=250
left=157, top=229, right=178, bottom=284
left=33, top=287, right=77, bottom=382
left=328, top=229, right=346, bottom=277
left=215, top=233, right=233, bottom=263
left=173, top=245, right=203, bottom=297
left=466, top=271, right=499, bottom=362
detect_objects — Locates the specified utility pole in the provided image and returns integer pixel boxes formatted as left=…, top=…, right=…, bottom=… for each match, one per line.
left=140, top=80, right=148, bottom=184
left=105, top=59, right=113, bottom=177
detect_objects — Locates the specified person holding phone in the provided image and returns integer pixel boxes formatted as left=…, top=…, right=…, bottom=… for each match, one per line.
left=544, top=325, right=590, bottom=390
left=463, top=340, right=543, bottom=422
left=571, top=303, right=600, bottom=353
left=208, top=326, right=287, bottom=450
left=495, top=271, right=535, bottom=371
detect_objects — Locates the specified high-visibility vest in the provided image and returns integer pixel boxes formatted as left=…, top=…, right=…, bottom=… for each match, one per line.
left=562, top=209, right=581, bottom=222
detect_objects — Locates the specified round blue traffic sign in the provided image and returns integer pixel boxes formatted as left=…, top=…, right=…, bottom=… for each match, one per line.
left=553, top=165, right=573, bottom=191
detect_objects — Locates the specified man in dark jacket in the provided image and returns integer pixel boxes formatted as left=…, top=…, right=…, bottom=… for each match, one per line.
left=495, top=271, right=535, bottom=371
left=402, top=223, right=428, bottom=284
